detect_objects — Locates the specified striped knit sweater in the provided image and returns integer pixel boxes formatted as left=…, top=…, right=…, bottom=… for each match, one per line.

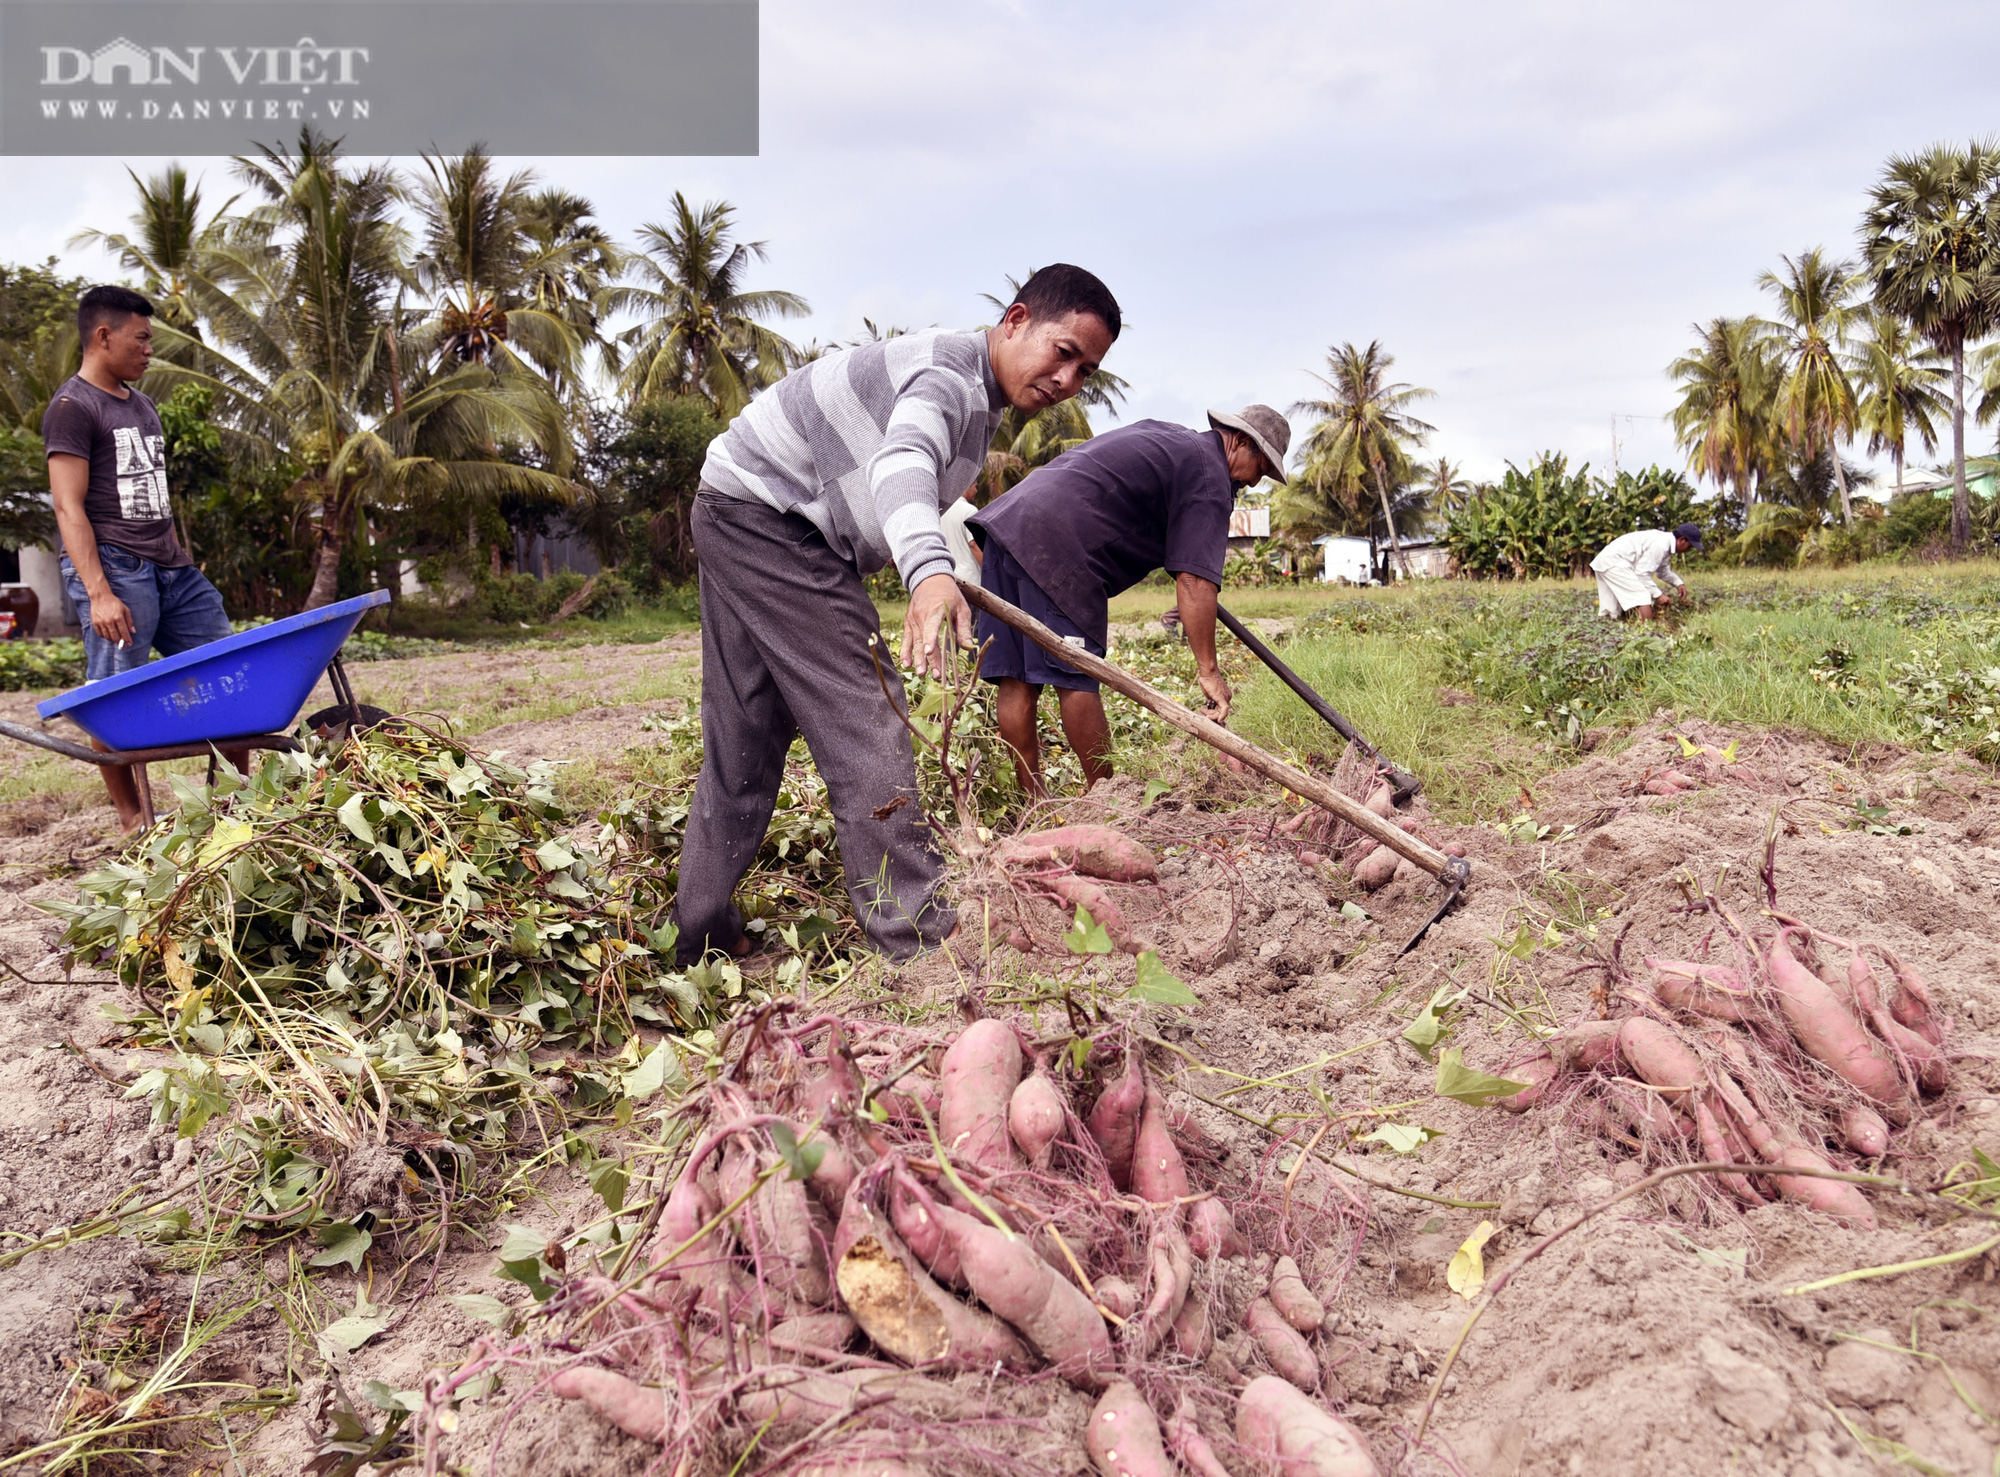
left=700, top=329, right=1004, bottom=590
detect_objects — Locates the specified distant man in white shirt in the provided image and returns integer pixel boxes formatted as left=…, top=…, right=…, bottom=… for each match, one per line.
left=1591, top=524, right=1701, bottom=620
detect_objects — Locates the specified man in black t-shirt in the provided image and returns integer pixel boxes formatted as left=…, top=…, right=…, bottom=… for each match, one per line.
left=968, top=405, right=1289, bottom=796
left=44, top=285, right=238, bottom=832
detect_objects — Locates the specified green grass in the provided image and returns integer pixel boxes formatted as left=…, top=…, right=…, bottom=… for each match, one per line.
left=376, top=595, right=699, bottom=645
left=872, top=560, right=2000, bottom=820
left=1224, top=630, right=1543, bottom=819
left=1211, top=560, right=2000, bottom=817
left=1643, top=606, right=1912, bottom=745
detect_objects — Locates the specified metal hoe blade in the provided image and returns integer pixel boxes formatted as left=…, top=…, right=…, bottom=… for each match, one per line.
left=1399, top=855, right=1471, bottom=957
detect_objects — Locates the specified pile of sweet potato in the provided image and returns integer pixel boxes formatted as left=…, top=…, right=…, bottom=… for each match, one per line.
left=1497, top=911, right=1950, bottom=1227
left=1277, top=771, right=1465, bottom=892
left=983, top=822, right=1162, bottom=954
left=545, top=1013, right=1381, bottom=1476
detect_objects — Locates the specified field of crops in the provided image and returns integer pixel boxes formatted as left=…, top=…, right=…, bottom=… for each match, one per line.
left=0, top=562, right=1995, bottom=1476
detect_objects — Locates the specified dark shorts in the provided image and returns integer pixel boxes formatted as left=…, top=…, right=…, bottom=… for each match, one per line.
left=974, top=541, right=1104, bottom=693
left=61, top=548, right=233, bottom=682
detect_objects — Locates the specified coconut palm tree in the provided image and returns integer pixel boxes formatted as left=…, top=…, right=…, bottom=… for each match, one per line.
left=1758, top=249, right=1864, bottom=525
left=1289, top=341, right=1435, bottom=577
left=1854, top=310, right=1946, bottom=498
left=69, top=164, right=234, bottom=336
left=152, top=129, right=576, bottom=608
left=1861, top=140, right=2000, bottom=553
left=1669, top=316, right=1778, bottom=515
left=518, top=189, right=624, bottom=348
left=607, top=194, right=808, bottom=418
left=402, top=150, right=617, bottom=398
left=1416, top=457, right=1474, bottom=523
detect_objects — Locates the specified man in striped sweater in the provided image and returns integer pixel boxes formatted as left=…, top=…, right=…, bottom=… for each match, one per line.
left=674, top=265, right=1121, bottom=963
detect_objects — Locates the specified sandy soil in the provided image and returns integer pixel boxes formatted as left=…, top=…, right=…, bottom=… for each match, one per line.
left=2, top=651, right=1997, bottom=1475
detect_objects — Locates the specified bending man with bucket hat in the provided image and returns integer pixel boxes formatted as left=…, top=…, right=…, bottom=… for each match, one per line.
left=1590, top=523, right=1702, bottom=621
left=968, top=405, right=1290, bottom=795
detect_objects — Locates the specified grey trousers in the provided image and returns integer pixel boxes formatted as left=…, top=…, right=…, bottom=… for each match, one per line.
left=671, top=491, right=955, bottom=962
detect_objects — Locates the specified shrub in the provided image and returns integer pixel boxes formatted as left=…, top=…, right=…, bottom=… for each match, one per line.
left=1443, top=457, right=1710, bottom=579
left=0, top=637, right=85, bottom=692
left=605, top=396, right=727, bottom=593
left=1881, top=489, right=1954, bottom=551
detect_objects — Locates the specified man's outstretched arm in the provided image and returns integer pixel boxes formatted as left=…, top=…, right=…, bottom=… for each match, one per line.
left=1175, top=571, right=1230, bottom=721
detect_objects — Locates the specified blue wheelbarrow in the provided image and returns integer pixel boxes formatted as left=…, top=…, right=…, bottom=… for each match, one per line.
left=0, top=590, right=392, bottom=828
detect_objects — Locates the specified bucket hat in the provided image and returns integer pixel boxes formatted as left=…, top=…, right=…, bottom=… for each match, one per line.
left=1206, top=404, right=1291, bottom=484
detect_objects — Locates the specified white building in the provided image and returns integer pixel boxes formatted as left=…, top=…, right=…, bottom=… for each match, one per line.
left=1315, top=535, right=1374, bottom=584
left=1314, top=533, right=1451, bottom=583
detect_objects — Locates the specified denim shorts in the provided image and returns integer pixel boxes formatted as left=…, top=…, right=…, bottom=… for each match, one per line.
left=61, top=547, right=234, bottom=682
left=974, top=541, right=1105, bottom=693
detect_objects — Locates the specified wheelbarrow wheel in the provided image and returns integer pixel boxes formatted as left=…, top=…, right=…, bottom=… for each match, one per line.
left=304, top=702, right=398, bottom=736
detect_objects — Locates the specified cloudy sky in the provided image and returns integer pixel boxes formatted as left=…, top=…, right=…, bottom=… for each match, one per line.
left=4, top=0, right=1998, bottom=490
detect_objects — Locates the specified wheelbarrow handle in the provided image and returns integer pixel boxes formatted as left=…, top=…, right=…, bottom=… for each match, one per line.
left=0, top=718, right=298, bottom=767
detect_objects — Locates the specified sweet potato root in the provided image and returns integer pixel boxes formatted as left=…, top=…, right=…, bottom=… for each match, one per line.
left=1086, top=1381, right=1172, bottom=1477
left=792, top=1459, right=931, bottom=1477
left=1646, top=957, right=1751, bottom=995
left=1879, top=948, right=1943, bottom=1045
left=736, top=1367, right=959, bottom=1428
left=1245, top=1296, right=1319, bottom=1389
left=1093, top=1275, right=1139, bottom=1321
left=933, top=1202, right=1112, bottom=1385
left=552, top=1366, right=669, bottom=1443
left=1493, top=1049, right=1555, bottom=1113
left=1131, top=1084, right=1190, bottom=1205
left=834, top=1221, right=1031, bottom=1371
left=650, top=1170, right=719, bottom=1269
left=1167, top=1396, right=1234, bottom=1477
left=1706, top=1073, right=1877, bottom=1228
left=808, top=1137, right=859, bottom=1212
left=999, top=825, right=1160, bottom=883
left=1187, top=1196, right=1248, bottom=1258
left=1838, top=1104, right=1890, bottom=1157
left=768, top=1312, right=858, bottom=1361
left=1170, top=1289, right=1214, bottom=1361
left=1655, top=975, right=1751, bottom=1022
left=1040, top=874, right=1142, bottom=953
left=1008, top=1072, right=1065, bottom=1169
left=751, top=1167, right=835, bottom=1306
left=1351, top=844, right=1400, bottom=892
left=1135, top=1234, right=1194, bottom=1355
left=1650, top=958, right=1754, bottom=1022
left=1235, top=1374, right=1380, bottom=1476
left=1559, top=1020, right=1625, bottom=1073
left=1764, top=1138, right=1877, bottom=1229
left=1845, top=949, right=1949, bottom=1094
left=802, top=1025, right=865, bottom=1118
left=1267, top=1256, right=1325, bottom=1334
left=1616, top=1019, right=1703, bottom=1099
left=939, top=1019, right=1023, bottom=1172
left=1087, top=1047, right=1146, bottom=1192
left=1692, top=1098, right=1766, bottom=1206
left=890, top=1166, right=963, bottom=1286
left=1768, top=929, right=1908, bottom=1116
